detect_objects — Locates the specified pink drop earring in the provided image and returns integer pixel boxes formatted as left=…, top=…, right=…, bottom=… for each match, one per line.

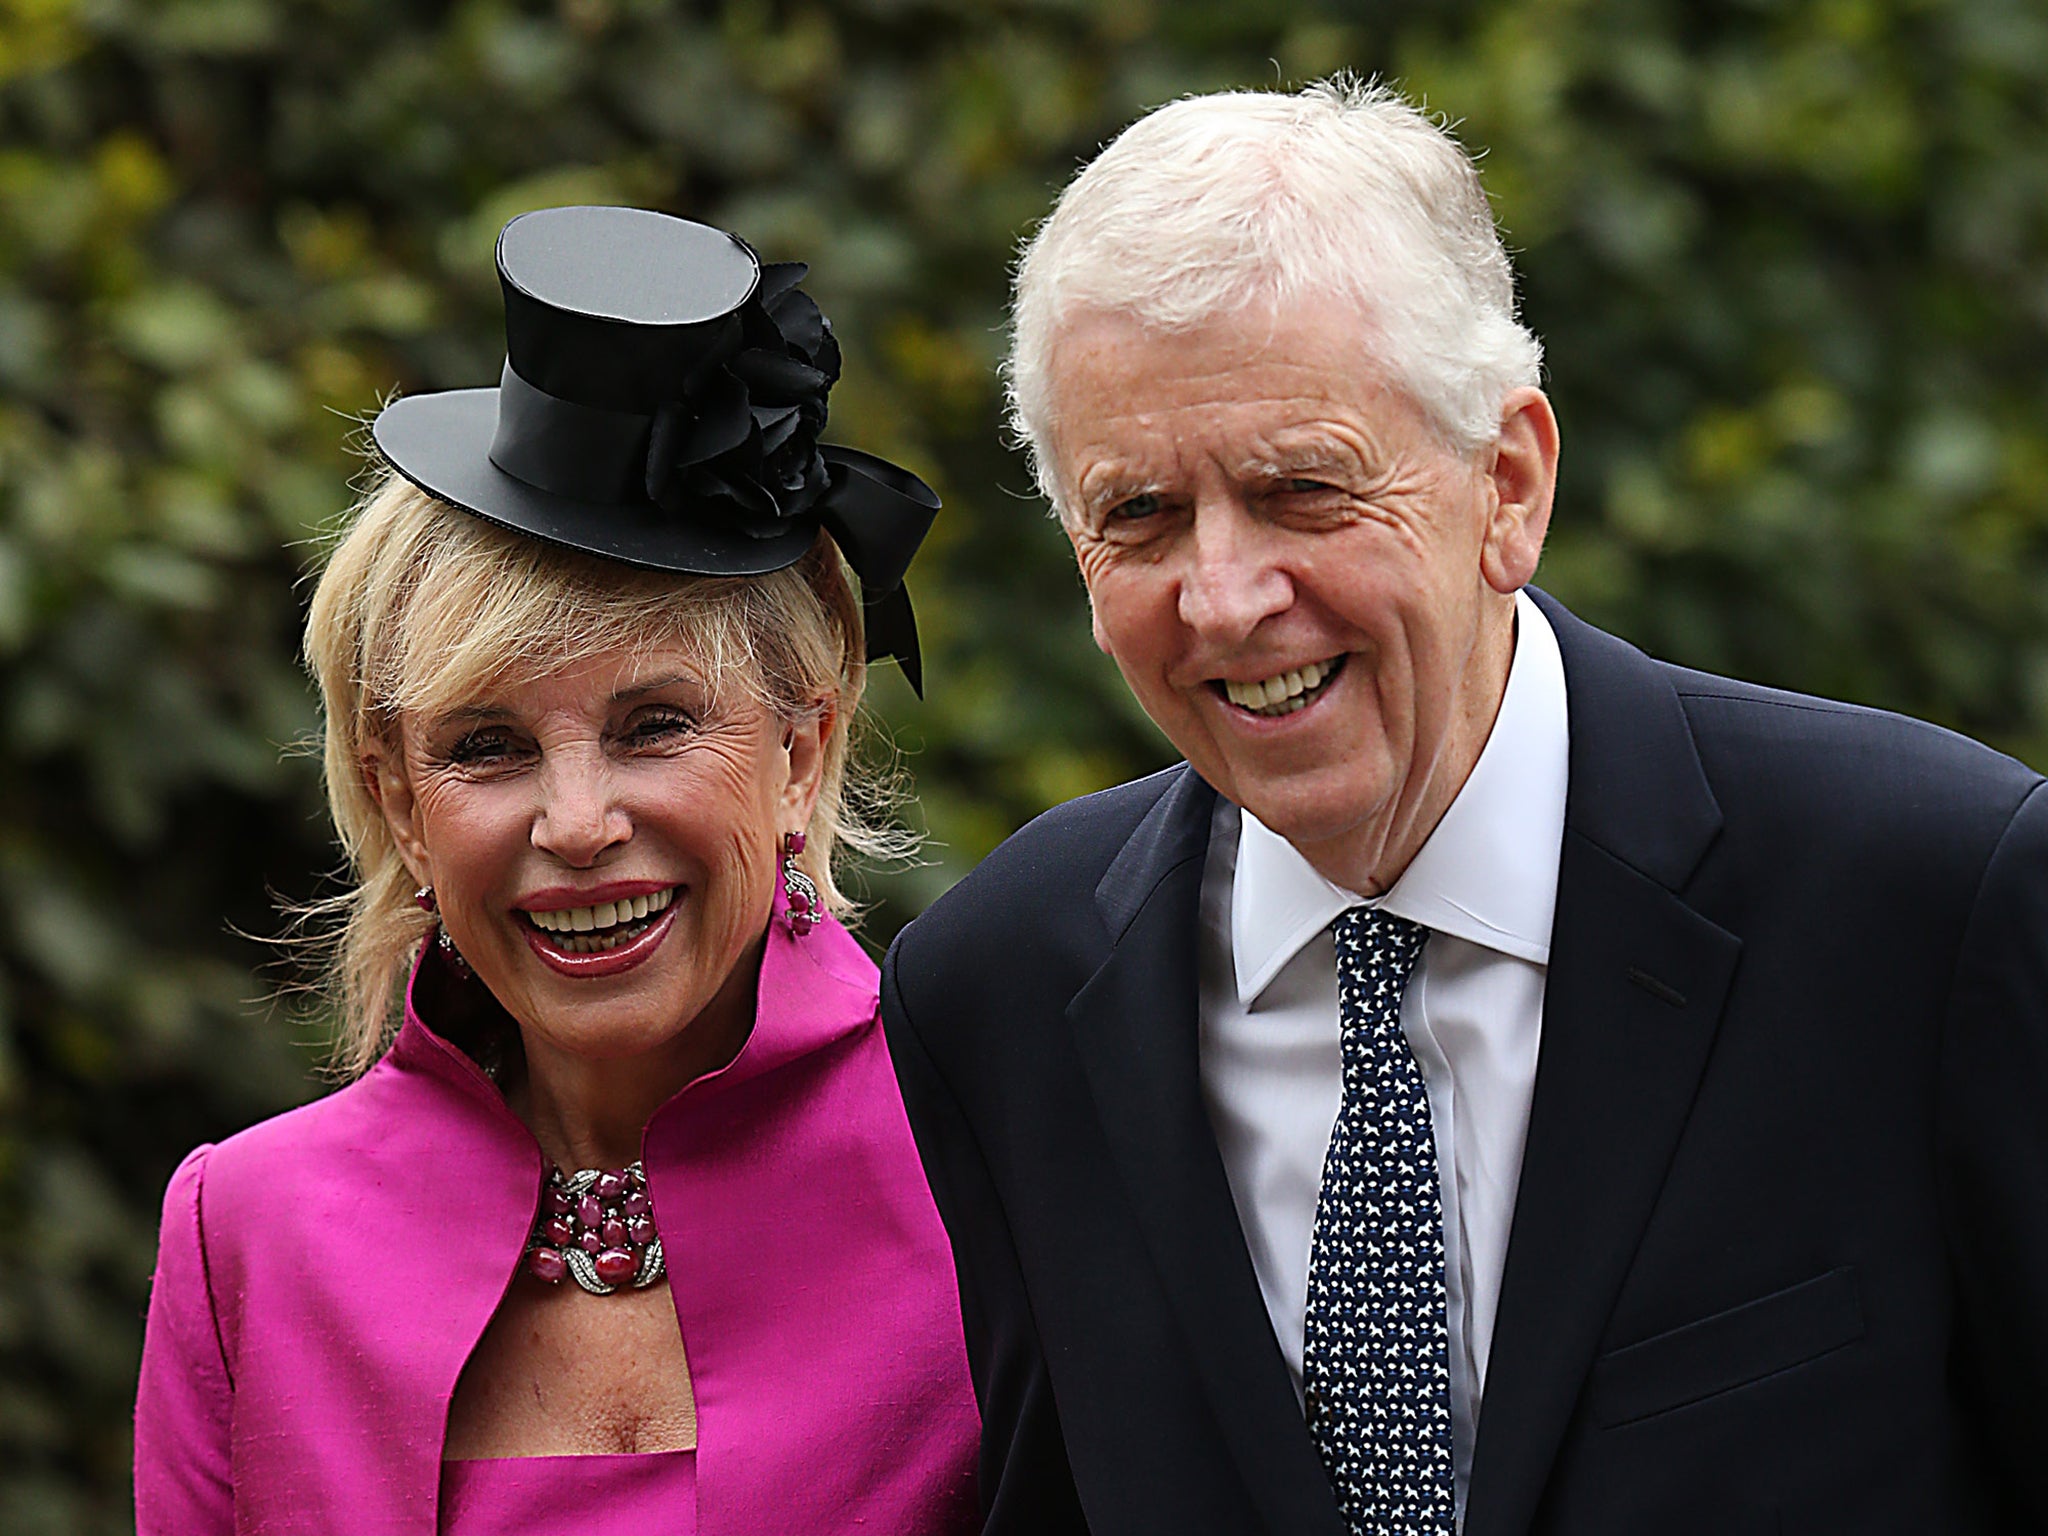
left=413, top=886, right=473, bottom=976
left=781, top=832, right=819, bottom=937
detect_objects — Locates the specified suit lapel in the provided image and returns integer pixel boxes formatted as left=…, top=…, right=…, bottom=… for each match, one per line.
left=1068, top=768, right=1350, bottom=1536
left=1464, top=595, right=1742, bottom=1536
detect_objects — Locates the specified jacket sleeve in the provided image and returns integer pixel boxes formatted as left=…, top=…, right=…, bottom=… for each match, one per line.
left=882, top=934, right=1091, bottom=1536
left=134, top=1144, right=235, bottom=1535
left=1937, top=777, right=2048, bottom=1527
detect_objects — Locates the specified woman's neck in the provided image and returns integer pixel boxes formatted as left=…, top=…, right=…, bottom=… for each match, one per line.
left=505, top=948, right=761, bottom=1172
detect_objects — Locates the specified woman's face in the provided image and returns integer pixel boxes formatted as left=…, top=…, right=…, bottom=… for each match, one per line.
left=368, top=642, right=828, bottom=1063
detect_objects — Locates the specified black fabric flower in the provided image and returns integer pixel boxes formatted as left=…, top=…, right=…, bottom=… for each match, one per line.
left=644, top=262, right=844, bottom=538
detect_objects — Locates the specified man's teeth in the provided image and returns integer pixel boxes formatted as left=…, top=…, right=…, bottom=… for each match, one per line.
left=1222, top=657, right=1343, bottom=716
left=527, top=887, right=674, bottom=947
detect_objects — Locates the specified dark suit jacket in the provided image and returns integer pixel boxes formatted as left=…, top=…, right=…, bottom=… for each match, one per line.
left=883, top=594, right=2048, bottom=1535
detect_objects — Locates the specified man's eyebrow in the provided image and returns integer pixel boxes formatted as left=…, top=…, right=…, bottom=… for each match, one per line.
left=1076, top=469, right=1166, bottom=518
left=1235, top=442, right=1363, bottom=480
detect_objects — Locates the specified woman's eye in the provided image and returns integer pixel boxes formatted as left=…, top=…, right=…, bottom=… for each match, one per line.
left=445, top=729, right=520, bottom=766
left=621, top=708, right=695, bottom=746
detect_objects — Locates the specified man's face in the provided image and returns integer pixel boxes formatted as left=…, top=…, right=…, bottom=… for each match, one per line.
left=1046, top=301, right=1552, bottom=891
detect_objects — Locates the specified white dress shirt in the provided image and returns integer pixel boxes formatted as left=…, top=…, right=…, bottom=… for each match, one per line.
left=1196, top=590, right=1569, bottom=1524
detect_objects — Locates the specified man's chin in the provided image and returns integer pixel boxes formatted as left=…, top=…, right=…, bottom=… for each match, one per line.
left=1217, top=773, right=1395, bottom=867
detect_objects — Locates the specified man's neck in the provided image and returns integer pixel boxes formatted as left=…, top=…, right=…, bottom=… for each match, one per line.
left=1295, top=602, right=1519, bottom=896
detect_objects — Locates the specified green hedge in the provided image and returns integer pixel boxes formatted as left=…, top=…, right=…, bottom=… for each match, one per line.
left=2, top=1, right=2043, bottom=1527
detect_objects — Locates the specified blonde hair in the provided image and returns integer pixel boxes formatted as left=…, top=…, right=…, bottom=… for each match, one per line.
left=303, top=467, right=894, bottom=1076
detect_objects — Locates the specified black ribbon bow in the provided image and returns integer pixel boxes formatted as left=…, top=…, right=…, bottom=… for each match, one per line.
left=641, top=262, right=937, bottom=695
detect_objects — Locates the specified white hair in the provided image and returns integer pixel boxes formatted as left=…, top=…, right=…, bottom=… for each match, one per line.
left=1007, top=77, right=1543, bottom=513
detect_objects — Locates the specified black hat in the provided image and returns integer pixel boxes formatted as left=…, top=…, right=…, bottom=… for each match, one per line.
left=372, top=205, right=938, bottom=694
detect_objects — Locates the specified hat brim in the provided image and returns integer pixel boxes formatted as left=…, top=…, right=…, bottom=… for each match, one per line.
left=372, top=389, right=818, bottom=577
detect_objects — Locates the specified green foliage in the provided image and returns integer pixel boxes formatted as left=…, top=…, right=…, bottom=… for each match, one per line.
left=1412, top=0, right=2048, bottom=762
left=0, top=0, right=2043, bottom=1526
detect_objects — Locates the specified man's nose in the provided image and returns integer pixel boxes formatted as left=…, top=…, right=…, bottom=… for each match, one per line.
left=1177, top=500, right=1291, bottom=643
left=531, top=752, right=630, bottom=866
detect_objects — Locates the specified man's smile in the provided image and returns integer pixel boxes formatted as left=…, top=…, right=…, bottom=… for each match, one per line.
left=1215, top=655, right=1347, bottom=717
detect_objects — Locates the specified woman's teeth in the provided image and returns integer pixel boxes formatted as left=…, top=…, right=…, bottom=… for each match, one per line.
left=1222, top=656, right=1345, bottom=716
left=527, top=888, right=674, bottom=953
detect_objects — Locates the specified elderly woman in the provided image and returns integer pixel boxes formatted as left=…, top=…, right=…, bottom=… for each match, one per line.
left=133, top=207, right=978, bottom=1533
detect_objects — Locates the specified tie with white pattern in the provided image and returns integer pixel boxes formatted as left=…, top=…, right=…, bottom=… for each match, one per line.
left=1303, top=906, right=1454, bottom=1535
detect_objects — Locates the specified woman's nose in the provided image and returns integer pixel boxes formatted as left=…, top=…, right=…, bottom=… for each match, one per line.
left=530, top=754, right=630, bottom=866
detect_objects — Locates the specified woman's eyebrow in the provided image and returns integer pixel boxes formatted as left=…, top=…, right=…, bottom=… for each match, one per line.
left=428, top=704, right=513, bottom=728
left=610, top=671, right=704, bottom=703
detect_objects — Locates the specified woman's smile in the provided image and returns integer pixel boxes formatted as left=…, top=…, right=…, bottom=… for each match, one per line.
left=522, top=892, right=679, bottom=975
left=520, top=881, right=678, bottom=950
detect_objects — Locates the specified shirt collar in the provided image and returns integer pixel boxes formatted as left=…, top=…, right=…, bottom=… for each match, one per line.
left=1231, top=589, right=1570, bottom=1005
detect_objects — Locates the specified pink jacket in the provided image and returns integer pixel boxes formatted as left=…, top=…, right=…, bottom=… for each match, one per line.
left=134, top=901, right=980, bottom=1533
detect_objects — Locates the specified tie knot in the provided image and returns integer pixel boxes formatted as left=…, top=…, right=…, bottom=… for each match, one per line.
left=1332, top=907, right=1428, bottom=1032
left=1334, top=905, right=1427, bottom=969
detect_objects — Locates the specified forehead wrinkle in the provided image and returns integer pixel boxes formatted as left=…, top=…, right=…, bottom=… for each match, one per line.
left=1232, top=437, right=1367, bottom=481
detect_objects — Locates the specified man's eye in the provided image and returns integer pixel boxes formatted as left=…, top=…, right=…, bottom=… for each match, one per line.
left=1284, top=478, right=1333, bottom=495
left=1107, top=493, right=1162, bottom=521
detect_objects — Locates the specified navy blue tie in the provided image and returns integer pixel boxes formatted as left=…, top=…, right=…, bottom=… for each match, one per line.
left=1303, top=907, right=1454, bottom=1535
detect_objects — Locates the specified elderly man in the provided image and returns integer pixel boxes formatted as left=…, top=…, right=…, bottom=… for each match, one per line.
left=883, top=80, right=2048, bottom=1536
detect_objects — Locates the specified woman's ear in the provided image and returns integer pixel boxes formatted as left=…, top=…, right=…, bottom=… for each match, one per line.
left=362, top=736, right=431, bottom=890
left=779, top=699, right=836, bottom=833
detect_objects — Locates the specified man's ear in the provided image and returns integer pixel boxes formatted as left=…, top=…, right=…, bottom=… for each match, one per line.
left=361, top=735, right=431, bottom=890
left=1480, top=386, right=1560, bottom=595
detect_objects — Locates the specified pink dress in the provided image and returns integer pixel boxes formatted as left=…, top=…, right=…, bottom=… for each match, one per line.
left=134, top=889, right=979, bottom=1534
left=439, top=1453, right=696, bottom=1536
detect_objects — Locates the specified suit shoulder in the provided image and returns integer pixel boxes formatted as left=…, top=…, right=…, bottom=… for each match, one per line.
left=1669, top=665, right=2037, bottom=793
left=1665, top=664, right=2042, bottom=876
left=891, top=766, right=1186, bottom=979
left=925, top=766, right=1185, bottom=921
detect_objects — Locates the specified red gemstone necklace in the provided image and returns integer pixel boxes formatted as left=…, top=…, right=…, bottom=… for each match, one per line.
left=523, top=1161, right=665, bottom=1295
